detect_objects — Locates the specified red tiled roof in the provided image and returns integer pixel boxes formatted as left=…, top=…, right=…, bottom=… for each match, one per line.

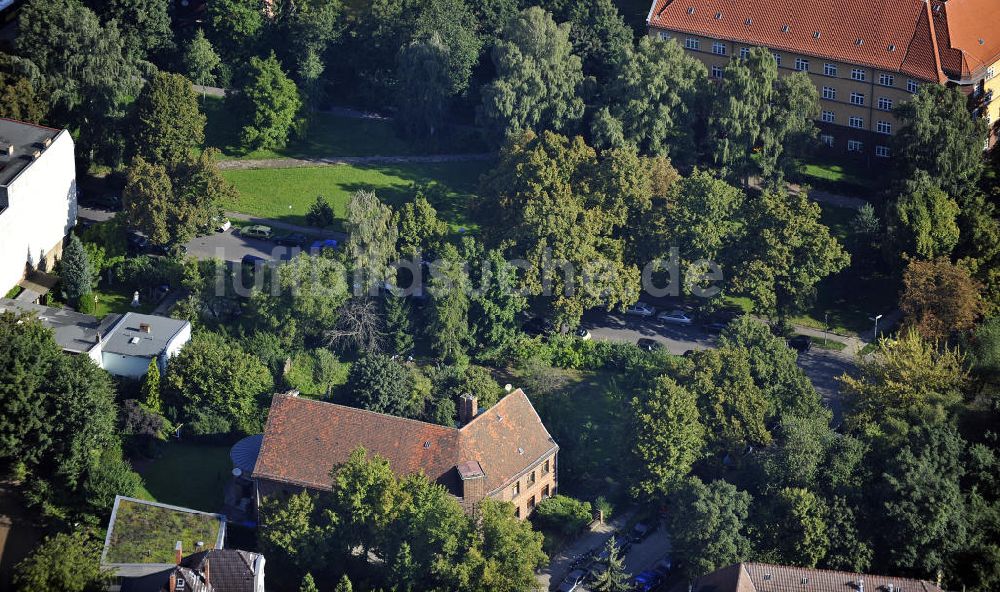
left=646, top=0, right=946, bottom=82
left=672, top=563, right=948, bottom=592
left=932, top=0, right=1000, bottom=80
left=252, top=390, right=557, bottom=496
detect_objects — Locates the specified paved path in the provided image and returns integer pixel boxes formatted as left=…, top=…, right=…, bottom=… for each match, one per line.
left=748, top=179, right=870, bottom=210
left=192, top=84, right=225, bottom=98
left=539, top=512, right=631, bottom=590
left=216, top=152, right=494, bottom=171
left=224, top=212, right=346, bottom=240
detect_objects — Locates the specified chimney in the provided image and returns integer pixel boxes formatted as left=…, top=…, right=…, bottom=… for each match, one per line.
left=42, top=137, right=52, bottom=148
left=459, top=394, right=478, bottom=425
left=169, top=573, right=177, bottom=592
left=204, top=558, right=210, bottom=588
left=1, top=143, right=12, bottom=156
left=174, top=540, right=183, bottom=565
left=139, top=323, right=151, bottom=333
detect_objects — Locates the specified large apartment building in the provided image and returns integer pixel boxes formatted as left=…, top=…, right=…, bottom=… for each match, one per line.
left=646, top=0, right=1000, bottom=158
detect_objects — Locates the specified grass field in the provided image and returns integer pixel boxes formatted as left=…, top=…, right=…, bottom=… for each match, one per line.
left=203, top=96, right=486, bottom=160
left=92, top=286, right=156, bottom=318
left=137, top=442, right=232, bottom=512
left=223, top=161, right=490, bottom=229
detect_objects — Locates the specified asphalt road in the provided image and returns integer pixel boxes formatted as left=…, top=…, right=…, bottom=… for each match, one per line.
left=581, top=310, right=855, bottom=420
left=78, top=206, right=313, bottom=263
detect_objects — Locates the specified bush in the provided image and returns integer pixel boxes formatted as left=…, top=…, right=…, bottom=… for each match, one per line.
left=112, top=255, right=182, bottom=292
left=533, top=495, right=593, bottom=537
left=186, top=406, right=234, bottom=437
left=305, top=195, right=335, bottom=228
left=285, top=349, right=350, bottom=397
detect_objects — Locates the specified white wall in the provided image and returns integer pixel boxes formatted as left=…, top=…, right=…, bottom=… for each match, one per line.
left=0, top=129, right=77, bottom=295
left=161, top=322, right=192, bottom=371
left=101, top=352, right=155, bottom=379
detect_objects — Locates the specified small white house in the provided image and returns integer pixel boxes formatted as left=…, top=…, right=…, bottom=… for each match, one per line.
left=0, top=119, right=77, bottom=296
left=0, top=299, right=191, bottom=378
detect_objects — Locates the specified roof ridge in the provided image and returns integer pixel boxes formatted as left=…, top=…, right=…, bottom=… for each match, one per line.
left=271, top=393, right=459, bottom=434
left=459, top=388, right=526, bottom=431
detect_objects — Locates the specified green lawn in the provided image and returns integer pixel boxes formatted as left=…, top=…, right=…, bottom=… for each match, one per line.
left=223, top=161, right=490, bottom=230
left=796, top=154, right=880, bottom=197
left=203, top=96, right=486, bottom=160
left=527, top=369, right=631, bottom=502
left=92, top=286, right=156, bottom=319
left=104, top=497, right=223, bottom=564
left=137, top=442, right=232, bottom=512
left=790, top=203, right=898, bottom=335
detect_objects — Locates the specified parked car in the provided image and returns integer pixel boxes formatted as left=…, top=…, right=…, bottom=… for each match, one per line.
left=239, top=224, right=273, bottom=239
left=309, top=238, right=339, bottom=253
left=787, top=335, right=812, bottom=353
left=632, top=521, right=653, bottom=542
left=657, top=309, right=694, bottom=325
left=575, top=327, right=592, bottom=340
left=637, top=338, right=663, bottom=352
left=241, top=254, right=267, bottom=267
left=625, top=301, right=656, bottom=317
left=216, top=217, right=232, bottom=232
left=80, top=192, right=122, bottom=210
left=557, top=569, right=587, bottom=592
left=632, top=570, right=663, bottom=592
left=701, top=310, right=740, bottom=332
left=274, top=232, right=310, bottom=247
left=523, top=316, right=555, bottom=337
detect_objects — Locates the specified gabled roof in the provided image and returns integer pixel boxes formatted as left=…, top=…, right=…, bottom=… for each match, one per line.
left=252, top=389, right=558, bottom=496
left=646, top=0, right=946, bottom=82
left=931, top=0, right=1000, bottom=81
left=674, top=562, right=948, bottom=592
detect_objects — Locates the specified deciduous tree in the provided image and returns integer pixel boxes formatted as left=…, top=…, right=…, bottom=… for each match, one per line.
left=183, top=29, right=221, bottom=90
left=632, top=376, right=704, bottom=499
left=232, top=52, right=301, bottom=151
left=889, top=170, right=961, bottom=260
left=13, top=531, right=110, bottom=592
left=479, top=7, right=584, bottom=144
left=345, top=190, right=398, bottom=293
left=668, top=477, right=753, bottom=578
left=344, top=354, right=415, bottom=417
left=900, top=257, right=983, bottom=341
left=132, top=70, right=206, bottom=169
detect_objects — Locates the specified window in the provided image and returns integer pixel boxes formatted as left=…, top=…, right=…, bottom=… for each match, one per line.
left=820, top=134, right=834, bottom=147
left=875, top=145, right=891, bottom=158
left=711, top=65, right=724, bottom=78
left=772, top=52, right=782, bottom=66
left=542, top=484, right=551, bottom=499
left=658, top=31, right=671, bottom=41
left=848, top=139, right=864, bottom=152
left=851, top=68, right=866, bottom=81
left=821, top=110, right=835, bottom=123
left=849, top=116, right=864, bottom=128
left=907, top=79, right=919, bottom=93
left=515, top=507, right=521, bottom=518
left=685, top=38, right=699, bottom=50
left=824, top=63, right=838, bottom=76
left=822, top=86, right=836, bottom=100
left=850, top=92, right=865, bottom=106
left=740, top=47, right=751, bottom=59
left=879, top=73, right=895, bottom=87
left=528, top=470, right=536, bottom=486
left=512, top=481, right=520, bottom=497
left=795, top=58, right=809, bottom=71
left=527, top=496, right=536, bottom=510
left=876, top=120, right=892, bottom=134
left=877, top=97, right=894, bottom=111
left=542, top=459, right=551, bottom=475
left=712, top=41, right=727, bottom=55
left=987, top=66, right=996, bottom=80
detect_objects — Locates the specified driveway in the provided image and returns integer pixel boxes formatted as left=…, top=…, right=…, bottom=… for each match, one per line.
left=183, top=228, right=305, bottom=262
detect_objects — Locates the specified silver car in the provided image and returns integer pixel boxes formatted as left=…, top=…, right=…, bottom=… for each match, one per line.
left=625, top=302, right=656, bottom=317
left=657, top=309, right=694, bottom=325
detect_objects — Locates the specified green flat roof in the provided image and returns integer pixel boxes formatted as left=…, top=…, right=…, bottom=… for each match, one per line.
left=102, top=496, right=226, bottom=567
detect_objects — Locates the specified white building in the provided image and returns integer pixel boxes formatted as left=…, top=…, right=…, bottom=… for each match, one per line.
left=0, top=118, right=77, bottom=296
left=0, top=299, right=191, bottom=378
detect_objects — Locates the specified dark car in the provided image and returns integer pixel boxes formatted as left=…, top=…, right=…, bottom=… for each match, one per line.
left=632, top=521, right=653, bottom=542
left=523, top=316, right=555, bottom=337
left=80, top=192, right=122, bottom=210
left=309, top=239, right=339, bottom=253
left=274, top=232, right=310, bottom=247
left=632, top=570, right=663, bottom=592
left=241, top=254, right=268, bottom=267
left=637, top=338, right=663, bottom=352
left=701, top=310, right=740, bottom=332
left=787, top=335, right=812, bottom=353
left=126, top=231, right=149, bottom=253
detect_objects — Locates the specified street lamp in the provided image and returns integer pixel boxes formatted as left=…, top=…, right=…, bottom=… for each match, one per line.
left=870, top=313, right=883, bottom=339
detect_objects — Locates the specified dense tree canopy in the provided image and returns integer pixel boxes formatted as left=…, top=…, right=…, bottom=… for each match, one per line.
left=131, top=70, right=206, bottom=169
left=479, top=7, right=585, bottom=143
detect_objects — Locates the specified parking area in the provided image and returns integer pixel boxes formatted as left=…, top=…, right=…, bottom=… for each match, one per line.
left=545, top=520, right=672, bottom=592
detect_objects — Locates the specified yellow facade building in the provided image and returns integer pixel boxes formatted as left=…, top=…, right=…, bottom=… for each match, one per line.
left=646, top=0, right=1000, bottom=158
